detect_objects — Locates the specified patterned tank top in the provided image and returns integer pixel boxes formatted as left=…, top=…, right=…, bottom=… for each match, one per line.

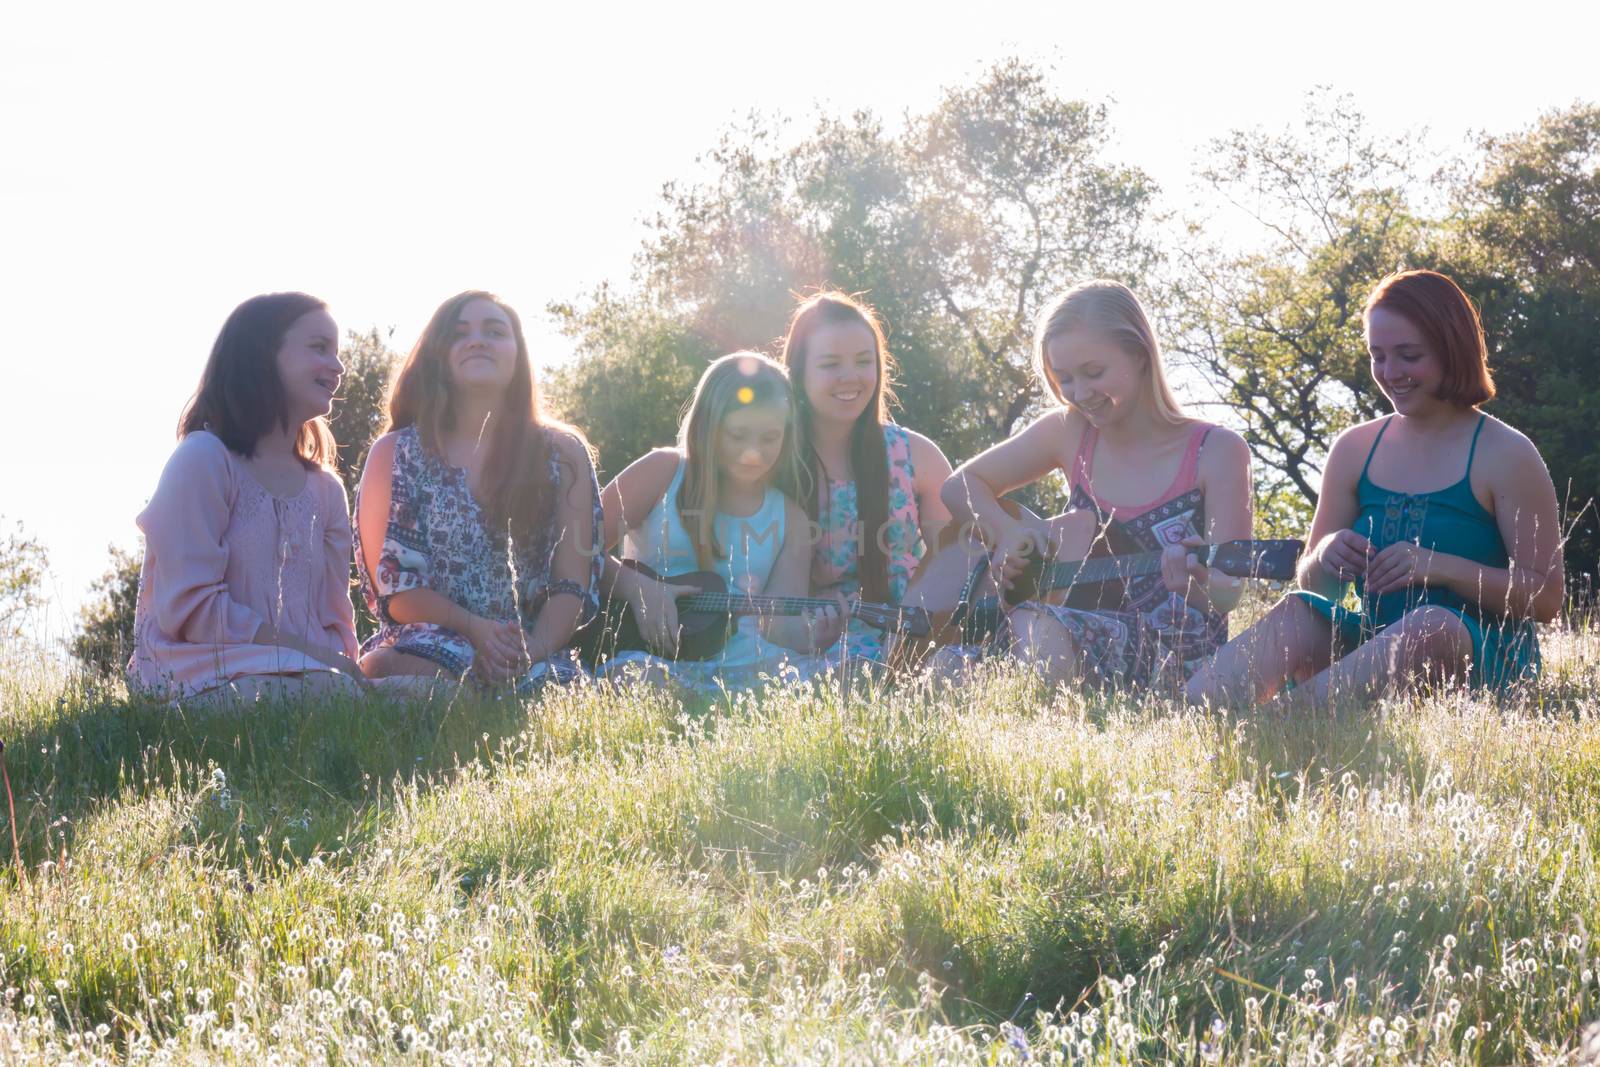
left=810, top=423, right=923, bottom=603
left=1060, top=421, right=1228, bottom=682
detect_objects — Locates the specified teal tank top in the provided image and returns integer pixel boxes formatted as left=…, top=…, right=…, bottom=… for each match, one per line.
left=621, top=459, right=788, bottom=669
left=1322, top=413, right=1539, bottom=687
left=1353, top=415, right=1506, bottom=624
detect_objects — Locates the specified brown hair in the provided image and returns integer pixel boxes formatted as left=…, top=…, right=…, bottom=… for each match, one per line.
left=779, top=292, right=899, bottom=602
left=1364, top=270, right=1496, bottom=408
left=385, top=290, right=588, bottom=542
left=180, top=291, right=337, bottom=467
left=676, top=352, right=797, bottom=570
left=1033, top=280, right=1187, bottom=426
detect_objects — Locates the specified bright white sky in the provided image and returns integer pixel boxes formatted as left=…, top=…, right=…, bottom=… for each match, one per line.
left=3, top=0, right=1596, bottom=639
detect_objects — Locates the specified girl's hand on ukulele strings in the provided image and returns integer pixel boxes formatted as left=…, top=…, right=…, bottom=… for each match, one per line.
left=1159, top=537, right=1211, bottom=598
left=986, top=519, right=1046, bottom=593
left=1315, top=528, right=1375, bottom=583
left=628, top=576, right=698, bottom=656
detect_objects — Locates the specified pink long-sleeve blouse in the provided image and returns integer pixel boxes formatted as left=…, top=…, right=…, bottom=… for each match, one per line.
left=128, top=430, right=359, bottom=698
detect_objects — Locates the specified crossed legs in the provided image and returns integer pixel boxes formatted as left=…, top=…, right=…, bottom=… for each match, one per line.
left=1185, top=596, right=1475, bottom=711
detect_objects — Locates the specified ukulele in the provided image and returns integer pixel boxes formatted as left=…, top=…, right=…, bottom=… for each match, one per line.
left=895, top=504, right=1303, bottom=655
left=578, top=559, right=933, bottom=663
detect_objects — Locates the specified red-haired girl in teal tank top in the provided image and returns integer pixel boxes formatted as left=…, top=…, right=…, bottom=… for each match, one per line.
left=1298, top=414, right=1538, bottom=687
left=1187, top=271, right=1566, bottom=710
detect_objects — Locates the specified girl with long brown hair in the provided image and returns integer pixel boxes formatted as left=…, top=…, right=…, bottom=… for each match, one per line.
left=779, top=292, right=954, bottom=671
left=354, top=291, right=602, bottom=693
left=129, top=292, right=363, bottom=704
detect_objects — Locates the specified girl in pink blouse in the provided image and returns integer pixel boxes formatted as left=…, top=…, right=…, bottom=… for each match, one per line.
left=128, top=292, right=363, bottom=703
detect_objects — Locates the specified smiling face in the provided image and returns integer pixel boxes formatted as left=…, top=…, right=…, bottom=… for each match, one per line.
left=800, top=319, right=878, bottom=426
left=446, top=297, right=519, bottom=395
left=274, top=308, right=342, bottom=423
left=1043, top=330, right=1146, bottom=426
left=1366, top=305, right=1446, bottom=415
left=715, top=403, right=789, bottom=490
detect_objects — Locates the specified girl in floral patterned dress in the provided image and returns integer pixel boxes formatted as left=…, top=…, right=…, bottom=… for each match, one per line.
left=354, top=291, right=602, bottom=695
left=941, top=280, right=1254, bottom=694
left=596, top=352, right=842, bottom=693
left=779, top=293, right=954, bottom=673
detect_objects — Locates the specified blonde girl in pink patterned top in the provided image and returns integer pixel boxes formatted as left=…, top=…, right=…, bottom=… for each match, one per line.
left=942, top=281, right=1254, bottom=692
left=129, top=293, right=363, bottom=703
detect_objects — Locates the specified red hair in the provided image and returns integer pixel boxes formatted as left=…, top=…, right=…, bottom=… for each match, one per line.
left=1365, top=270, right=1496, bottom=408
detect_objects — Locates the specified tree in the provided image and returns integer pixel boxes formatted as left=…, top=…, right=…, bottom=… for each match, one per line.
left=1169, top=91, right=1425, bottom=518
left=547, top=286, right=717, bottom=480
left=0, top=517, right=48, bottom=643
left=328, top=327, right=401, bottom=495
left=69, top=545, right=141, bottom=676
left=1433, top=104, right=1600, bottom=578
left=547, top=59, right=1159, bottom=473
left=68, top=329, right=401, bottom=674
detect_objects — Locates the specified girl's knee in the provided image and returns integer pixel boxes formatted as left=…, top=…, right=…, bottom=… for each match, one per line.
left=1398, top=606, right=1474, bottom=660
left=1008, top=607, right=1068, bottom=653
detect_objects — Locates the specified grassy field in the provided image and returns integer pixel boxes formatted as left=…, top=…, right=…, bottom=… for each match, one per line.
left=1, top=615, right=1598, bottom=1064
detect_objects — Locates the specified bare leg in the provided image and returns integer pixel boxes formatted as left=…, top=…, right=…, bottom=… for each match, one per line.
left=360, top=647, right=457, bottom=680
left=1006, top=605, right=1082, bottom=688
left=1185, top=595, right=1337, bottom=708
left=1275, top=605, right=1473, bottom=713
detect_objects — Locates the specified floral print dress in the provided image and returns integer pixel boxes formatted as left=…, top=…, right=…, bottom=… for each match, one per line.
left=355, top=425, right=603, bottom=689
left=810, top=423, right=924, bottom=667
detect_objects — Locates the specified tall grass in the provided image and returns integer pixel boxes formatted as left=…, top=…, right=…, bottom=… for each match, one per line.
left=0, top=617, right=1597, bottom=1063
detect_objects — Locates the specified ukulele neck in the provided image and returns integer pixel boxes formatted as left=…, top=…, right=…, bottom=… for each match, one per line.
left=1038, top=546, right=1216, bottom=593
left=680, top=593, right=831, bottom=617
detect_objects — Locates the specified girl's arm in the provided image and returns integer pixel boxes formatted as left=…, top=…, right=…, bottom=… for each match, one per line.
left=1295, top=425, right=1373, bottom=598
left=905, top=428, right=955, bottom=551
left=523, top=432, right=602, bottom=663
left=941, top=410, right=1073, bottom=582
left=1365, top=422, right=1565, bottom=622
left=136, top=433, right=266, bottom=646
left=764, top=497, right=844, bottom=653
left=597, top=448, right=699, bottom=653
left=1177, top=428, right=1254, bottom=615
left=941, top=411, right=1069, bottom=536
left=598, top=448, right=681, bottom=595
left=319, top=474, right=360, bottom=661
left=598, top=448, right=698, bottom=594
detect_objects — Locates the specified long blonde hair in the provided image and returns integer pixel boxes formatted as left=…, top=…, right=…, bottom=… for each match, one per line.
left=1033, top=280, right=1187, bottom=426
left=676, top=352, right=797, bottom=569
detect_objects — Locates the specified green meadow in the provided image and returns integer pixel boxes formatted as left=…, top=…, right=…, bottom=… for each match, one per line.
left=1, top=611, right=1598, bottom=1064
